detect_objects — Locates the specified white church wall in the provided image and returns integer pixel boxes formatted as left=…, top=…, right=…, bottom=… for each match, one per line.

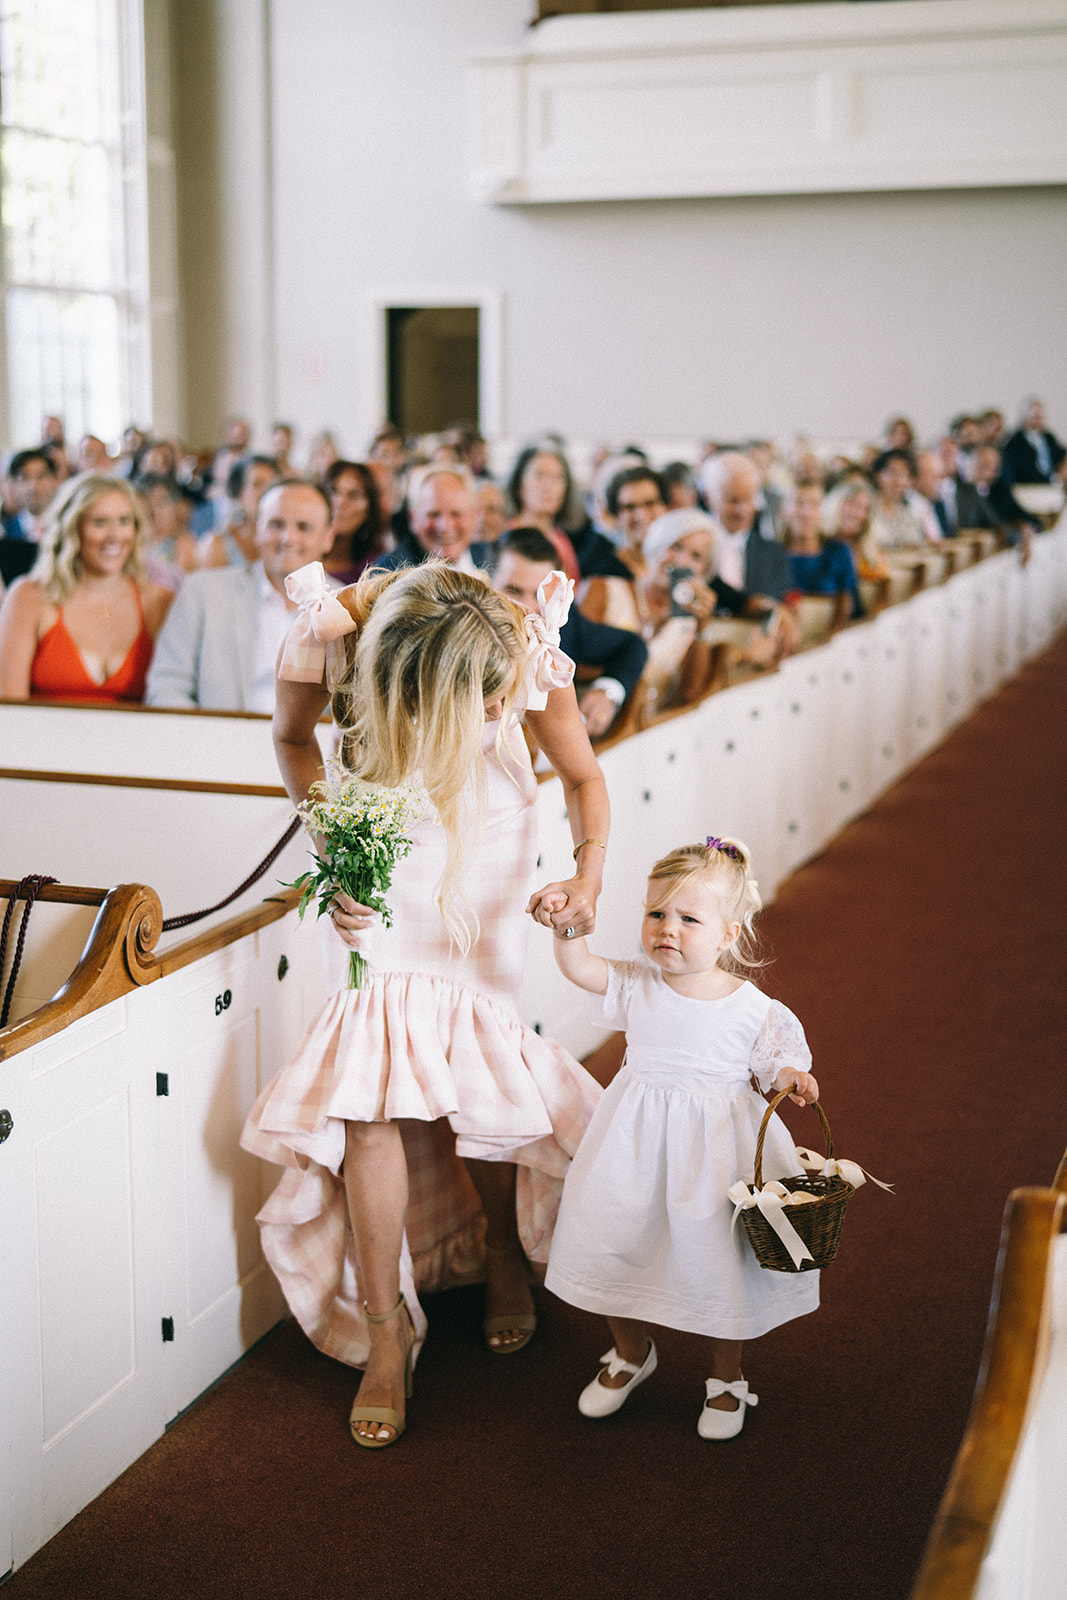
left=258, top=0, right=1067, bottom=456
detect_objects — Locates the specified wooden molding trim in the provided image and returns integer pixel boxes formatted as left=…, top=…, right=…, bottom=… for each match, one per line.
left=0, top=767, right=288, bottom=798
left=0, top=879, right=107, bottom=907
left=0, top=882, right=302, bottom=1062
left=908, top=1185, right=1065, bottom=1600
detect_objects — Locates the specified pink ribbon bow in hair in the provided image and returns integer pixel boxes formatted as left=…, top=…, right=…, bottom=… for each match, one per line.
left=523, top=570, right=576, bottom=710
left=279, top=561, right=358, bottom=684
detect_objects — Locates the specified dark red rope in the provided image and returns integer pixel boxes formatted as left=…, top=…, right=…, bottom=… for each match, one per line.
left=160, top=815, right=302, bottom=933
left=1, top=874, right=59, bottom=1028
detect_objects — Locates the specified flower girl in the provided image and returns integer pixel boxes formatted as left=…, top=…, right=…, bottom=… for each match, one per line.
left=544, top=837, right=819, bottom=1438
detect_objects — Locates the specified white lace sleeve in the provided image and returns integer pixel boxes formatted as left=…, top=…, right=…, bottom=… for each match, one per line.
left=598, top=958, right=646, bottom=1031
left=750, top=998, right=812, bottom=1093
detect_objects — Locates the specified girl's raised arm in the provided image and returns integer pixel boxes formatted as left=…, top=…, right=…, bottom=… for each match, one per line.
left=552, top=930, right=609, bottom=995
left=525, top=682, right=610, bottom=939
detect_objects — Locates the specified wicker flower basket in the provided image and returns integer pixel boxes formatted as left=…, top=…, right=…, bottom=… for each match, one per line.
left=738, top=1091, right=853, bottom=1273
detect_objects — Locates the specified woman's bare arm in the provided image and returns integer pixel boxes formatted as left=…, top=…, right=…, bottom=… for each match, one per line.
left=525, top=682, right=610, bottom=936
left=272, top=670, right=331, bottom=806
left=0, top=580, right=48, bottom=699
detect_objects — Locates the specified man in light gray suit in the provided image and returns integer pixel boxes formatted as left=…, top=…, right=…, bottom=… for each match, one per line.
left=146, top=480, right=334, bottom=711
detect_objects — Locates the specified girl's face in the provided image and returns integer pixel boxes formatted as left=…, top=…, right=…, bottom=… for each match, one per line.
left=520, top=453, right=567, bottom=519
left=641, top=875, right=740, bottom=979
left=78, top=490, right=137, bottom=576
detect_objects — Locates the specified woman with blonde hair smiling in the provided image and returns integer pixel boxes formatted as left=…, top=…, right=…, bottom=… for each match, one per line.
left=0, top=472, right=173, bottom=701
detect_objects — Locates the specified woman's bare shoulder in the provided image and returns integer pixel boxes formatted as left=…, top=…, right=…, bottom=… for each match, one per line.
left=1, top=575, right=49, bottom=620
left=140, top=579, right=176, bottom=633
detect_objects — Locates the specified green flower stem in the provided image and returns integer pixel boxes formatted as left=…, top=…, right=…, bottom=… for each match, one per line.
left=348, top=949, right=368, bottom=989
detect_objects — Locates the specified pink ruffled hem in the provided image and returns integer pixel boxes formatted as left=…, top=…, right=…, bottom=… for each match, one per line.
left=241, top=970, right=600, bottom=1368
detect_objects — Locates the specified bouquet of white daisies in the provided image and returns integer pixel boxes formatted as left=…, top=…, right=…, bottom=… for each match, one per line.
left=290, top=763, right=425, bottom=988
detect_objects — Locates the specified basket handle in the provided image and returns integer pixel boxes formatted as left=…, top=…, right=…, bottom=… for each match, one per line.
left=752, top=1090, right=833, bottom=1192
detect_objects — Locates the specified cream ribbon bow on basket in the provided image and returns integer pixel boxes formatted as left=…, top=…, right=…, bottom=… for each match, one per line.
left=523, top=570, right=576, bottom=710
left=793, top=1150, right=895, bottom=1194
left=728, top=1179, right=816, bottom=1270
left=728, top=1152, right=893, bottom=1270
left=278, top=561, right=358, bottom=685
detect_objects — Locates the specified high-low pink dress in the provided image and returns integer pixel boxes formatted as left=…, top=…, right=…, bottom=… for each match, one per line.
left=241, top=570, right=601, bottom=1369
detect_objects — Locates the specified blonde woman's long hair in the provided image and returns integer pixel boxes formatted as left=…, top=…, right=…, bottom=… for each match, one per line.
left=645, top=837, right=765, bottom=974
left=31, top=472, right=148, bottom=603
left=330, top=561, right=529, bottom=951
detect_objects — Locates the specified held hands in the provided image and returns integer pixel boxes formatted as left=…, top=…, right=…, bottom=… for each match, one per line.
left=526, top=874, right=599, bottom=939
left=773, top=1068, right=819, bottom=1106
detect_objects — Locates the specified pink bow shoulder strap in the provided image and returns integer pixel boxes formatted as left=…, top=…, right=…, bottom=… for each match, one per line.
left=523, top=569, right=576, bottom=711
left=278, top=561, right=358, bottom=685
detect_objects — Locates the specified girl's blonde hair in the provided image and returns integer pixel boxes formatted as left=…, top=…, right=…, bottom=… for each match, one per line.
left=645, top=837, right=764, bottom=973
left=330, top=561, right=529, bottom=950
left=31, top=473, right=148, bottom=603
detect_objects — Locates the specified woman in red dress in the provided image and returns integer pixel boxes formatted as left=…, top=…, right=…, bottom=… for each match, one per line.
left=0, top=472, right=173, bottom=702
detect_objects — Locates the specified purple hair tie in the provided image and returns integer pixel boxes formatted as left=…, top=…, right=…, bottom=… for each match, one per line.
left=706, top=836, right=743, bottom=863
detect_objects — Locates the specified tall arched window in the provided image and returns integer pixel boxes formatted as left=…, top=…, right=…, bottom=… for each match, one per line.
left=0, top=0, right=149, bottom=449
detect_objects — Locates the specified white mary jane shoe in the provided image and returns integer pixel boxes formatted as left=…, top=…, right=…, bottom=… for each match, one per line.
left=697, top=1377, right=758, bottom=1440
left=578, top=1342, right=658, bottom=1418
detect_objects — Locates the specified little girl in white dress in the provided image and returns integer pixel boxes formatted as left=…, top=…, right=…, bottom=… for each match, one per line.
left=544, top=836, right=820, bottom=1438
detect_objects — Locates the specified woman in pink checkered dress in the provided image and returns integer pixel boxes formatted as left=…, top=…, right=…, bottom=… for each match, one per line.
left=242, top=560, right=608, bottom=1448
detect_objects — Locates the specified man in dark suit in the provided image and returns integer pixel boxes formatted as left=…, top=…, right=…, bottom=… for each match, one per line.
left=1000, top=399, right=1066, bottom=486
left=699, top=451, right=799, bottom=650
left=954, top=446, right=1041, bottom=543
left=487, top=527, right=648, bottom=739
left=2, top=448, right=58, bottom=542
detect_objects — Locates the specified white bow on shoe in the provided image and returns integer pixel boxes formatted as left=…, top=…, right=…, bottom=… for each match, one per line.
left=578, top=1342, right=658, bottom=1418
left=697, top=1377, right=758, bottom=1440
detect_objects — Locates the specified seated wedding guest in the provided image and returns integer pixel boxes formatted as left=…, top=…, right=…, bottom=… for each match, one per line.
left=661, top=461, right=702, bottom=510
left=145, top=480, right=333, bottom=712
left=825, top=481, right=889, bottom=586
left=701, top=454, right=798, bottom=649
left=113, top=424, right=147, bottom=481
left=322, top=459, right=387, bottom=582
left=488, top=527, right=647, bottom=738
left=505, top=445, right=581, bottom=581
left=883, top=416, right=916, bottom=453
left=784, top=481, right=861, bottom=621
left=271, top=422, right=296, bottom=477
left=308, top=429, right=340, bottom=482
left=869, top=449, right=929, bottom=548
left=376, top=464, right=492, bottom=574
left=0, top=472, right=172, bottom=702
left=2, top=448, right=59, bottom=542
left=1000, top=398, right=1066, bottom=486
left=977, top=409, right=1005, bottom=448
left=949, top=415, right=982, bottom=480
left=476, top=479, right=508, bottom=544
left=910, top=451, right=947, bottom=544
left=583, top=509, right=786, bottom=701
left=369, top=422, right=409, bottom=478
left=603, top=465, right=668, bottom=576
left=199, top=455, right=279, bottom=568
left=136, top=472, right=201, bottom=581
left=76, top=434, right=115, bottom=474
left=956, top=445, right=1041, bottom=543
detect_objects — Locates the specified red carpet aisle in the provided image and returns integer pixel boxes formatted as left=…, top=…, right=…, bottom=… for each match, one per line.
left=6, top=635, right=1066, bottom=1600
